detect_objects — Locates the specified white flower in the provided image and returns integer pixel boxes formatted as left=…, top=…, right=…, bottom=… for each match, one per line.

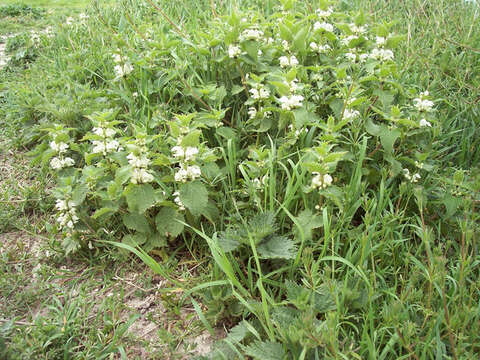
left=50, top=141, right=69, bottom=153
left=131, top=168, right=154, bottom=184
left=91, top=140, right=106, bottom=154
left=132, top=92, right=138, bottom=98
left=127, top=153, right=151, bottom=168
left=279, top=55, right=298, bottom=68
left=112, top=54, right=122, bottom=63
left=240, top=28, right=264, bottom=41
left=174, top=167, right=189, bottom=182
left=419, top=119, right=432, bottom=127
left=55, top=199, right=68, bottom=211
left=285, top=78, right=299, bottom=92
left=249, top=85, right=270, bottom=100
left=66, top=17, right=74, bottom=25
left=228, top=45, right=242, bottom=58
left=341, top=35, right=359, bottom=46
left=257, top=49, right=263, bottom=56
left=411, top=173, right=421, bottom=183
left=114, top=63, right=133, bottom=77
left=173, top=191, right=185, bottom=210
left=266, top=37, right=274, bottom=45
left=349, top=23, right=367, bottom=34
left=279, top=95, right=304, bottom=110
left=186, top=165, right=201, bottom=179
left=50, top=157, right=74, bottom=170
left=313, top=22, right=334, bottom=32
left=312, top=173, right=333, bottom=189
left=185, top=147, right=199, bottom=161
left=310, top=42, right=331, bottom=53
left=345, top=52, right=357, bottom=62
left=376, top=36, right=387, bottom=46
left=106, top=140, right=120, bottom=152
left=93, top=127, right=116, bottom=138
left=78, top=13, right=89, bottom=21
left=359, top=53, right=369, bottom=62
left=413, top=98, right=434, bottom=112
left=370, top=48, right=394, bottom=61
left=248, top=107, right=257, bottom=119
left=316, top=8, right=333, bottom=18
left=343, top=108, right=360, bottom=120
left=282, top=40, right=289, bottom=51
left=171, top=146, right=185, bottom=158
left=63, top=157, right=75, bottom=167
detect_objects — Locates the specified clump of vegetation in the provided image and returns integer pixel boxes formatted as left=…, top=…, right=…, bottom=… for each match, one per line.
left=1, top=0, right=479, bottom=358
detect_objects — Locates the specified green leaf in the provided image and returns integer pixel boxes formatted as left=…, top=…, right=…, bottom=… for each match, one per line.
left=293, top=26, right=308, bottom=52
left=295, top=209, right=323, bottom=241
left=365, top=119, right=381, bottom=136
left=92, top=207, right=118, bottom=219
left=72, top=183, right=88, bottom=205
left=293, top=108, right=319, bottom=128
left=179, top=181, right=208, bottom=217
left=181, top=130, right=202, bottom=147
left=379, top=127, right=400, bottom=155
left=217, top=230, right=241, bottom=252
left=244, top=340, right=286, bottom=360
left=124, top=184, right=156, bottom=214
left=257, top=235, right=296, bottom=259
left=122, top=213, right=152, bottom=234
left=155, top=207, right=185, bottom=238
left=122, top=233, right=148, bottom=246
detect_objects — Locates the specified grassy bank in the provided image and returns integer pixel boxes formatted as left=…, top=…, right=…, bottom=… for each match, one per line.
left=0, top=0, right=479, bottom=359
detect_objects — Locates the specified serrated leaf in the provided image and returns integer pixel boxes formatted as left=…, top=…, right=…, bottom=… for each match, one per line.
left=295, top=209, right=323, bottom=241
left=181, top=130, right=202, bottom=147
left=92, top=207, right=117, bottom=219
left=379, top=127, right=400, bottom=155
left=217, top=230, right=241, bottom=252
left=155, top=207, right=184, bottom=238
left=122, top=213, right=152, bottom=234
left=124, top=184, right=156, bottom=214
left=257, top=235, right=296, bottom=259
left=293, top=108, right=319, bottom=128
left=244, top=340, right=286, bottom=360
left=72, top=183, right=88, bottom=205
left=226, top=320, right=250, bottom=343
left=179, top=181, right=208, bottom=217
left=123, top=233, right=148, bottom=246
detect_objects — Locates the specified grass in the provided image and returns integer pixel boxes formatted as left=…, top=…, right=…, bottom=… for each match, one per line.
left=0, top=0, right=479, bottom=359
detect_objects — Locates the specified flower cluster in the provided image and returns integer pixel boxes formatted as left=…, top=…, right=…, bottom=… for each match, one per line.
left=310, top=42, right=331, bottom=53
left=402, top=169, right=421, bottom=183
left=279, top=55, right=299, bottom=68
left=173, top=191, right=185, bottom=210
left=279, top=95, right=304, bottom=110
left=55, top=199, right=79, bottom=230
left=249, top=82, right=270, bottom=100
left=127, top=152, right=155, bottom=184
left=172, top=145, right=201, bottom=182
left=50, top=138, right=75, bottom=170
left=112, top=53, right=133, bottom=78
left=369, top=48, right=394, bottom=62
left=311, top=173, right=333, bottom=189
left=228, top=44, right=243, bottom=58
left=413, top=91, right=434, bottom=112
left=240, top=28, right=264, bottom=41
left=313, top=21, right=334, bottom=33
left=91, top=125, right=122, bottom=156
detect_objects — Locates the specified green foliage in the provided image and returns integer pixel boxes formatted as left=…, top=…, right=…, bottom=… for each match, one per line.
left=1, top=0, right=479, bottom=359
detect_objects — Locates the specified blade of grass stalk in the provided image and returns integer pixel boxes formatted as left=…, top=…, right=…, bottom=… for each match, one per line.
left=191, top=296, right=215, bottom=336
